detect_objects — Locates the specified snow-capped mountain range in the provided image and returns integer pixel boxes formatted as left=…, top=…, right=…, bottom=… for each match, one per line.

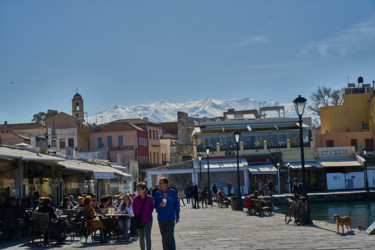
left=88, top=97, right=313, bottom=124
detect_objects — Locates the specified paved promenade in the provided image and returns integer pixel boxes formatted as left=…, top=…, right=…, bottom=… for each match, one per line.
left=5, top=202, right=374, bottom=250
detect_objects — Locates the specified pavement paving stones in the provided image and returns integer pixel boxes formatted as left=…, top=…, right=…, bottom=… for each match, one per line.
left=4, top=202, right=374, bottom=250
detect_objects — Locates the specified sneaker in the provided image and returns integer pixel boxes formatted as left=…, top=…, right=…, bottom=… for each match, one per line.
left=273, top=206, right=279, bottom=210
left=270, top=212, right=275, bottom=216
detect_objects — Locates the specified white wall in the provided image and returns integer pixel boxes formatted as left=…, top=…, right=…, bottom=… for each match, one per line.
left=326, top=172, right=365, bottom=190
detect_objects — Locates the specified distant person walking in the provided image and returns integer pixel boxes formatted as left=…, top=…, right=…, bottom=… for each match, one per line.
left=268, top=180, right=274, bottom=196
left=192, top=185, right=199, bottom=208
left=154, top=177, right=180, bottom=250
left=227, top=181, right=232, bottom=196
left=201, top=184, right=208, bottom=208
left=178, top=188, right=185, bottom=206
left=184, top=184, right=190, bottom=204
left=133, top=182, right=154, bottom=250
left=212, top=184, right=218, bottom=201
left=258, top=181, right=264, bottom=196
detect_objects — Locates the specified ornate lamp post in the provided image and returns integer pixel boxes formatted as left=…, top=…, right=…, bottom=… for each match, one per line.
left=198, top=154, right=203, bottom=188
left=293, top=94, right=312, bottom=224
left=234, top=130, right=242, bottom=210
left=206, top=146, right=212, bottom=205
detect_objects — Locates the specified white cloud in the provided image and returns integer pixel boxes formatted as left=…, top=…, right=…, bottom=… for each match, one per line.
left=229, top=35, right=269, bottom=48
left=299, top=16, right=375, bottom=57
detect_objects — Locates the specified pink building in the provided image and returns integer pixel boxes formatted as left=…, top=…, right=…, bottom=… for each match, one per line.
left=90, top=121, right=149, bottom=166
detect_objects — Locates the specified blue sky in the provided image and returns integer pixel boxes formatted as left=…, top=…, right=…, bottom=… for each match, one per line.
left=1, top=0, right=375, bottom=123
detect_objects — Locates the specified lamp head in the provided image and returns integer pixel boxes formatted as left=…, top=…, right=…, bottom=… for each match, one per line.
left=293, top=95, right=307, bottom=117
left=234, top=130, right=241, bottom=143
left=198, top=154, right=203, bottom=161
left=205, top=146, right=210, bottom=156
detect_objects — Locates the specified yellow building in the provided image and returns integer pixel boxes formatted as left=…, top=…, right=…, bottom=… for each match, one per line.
left=318, top=84, right=375, bottom=151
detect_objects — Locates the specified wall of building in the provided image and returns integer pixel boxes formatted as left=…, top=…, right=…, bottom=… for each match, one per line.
left=320, top=93, right=370, bottom=133
left=90, top=130, right=138, bottom=163
left=146, top=124, right=161, bottom=165
left=315, top=131, right=372, bottom=151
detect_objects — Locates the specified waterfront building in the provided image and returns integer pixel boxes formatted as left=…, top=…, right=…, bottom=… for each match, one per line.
left=0, top=146, right=131, bottom=206
left=317, top=77, right=375, bottom=152
left=147, top=108, right=319, bottom=194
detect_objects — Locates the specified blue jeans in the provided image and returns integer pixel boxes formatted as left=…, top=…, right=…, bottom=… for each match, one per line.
left=137, top=221, right=152, bottom=250
left=158, top=220, right=176, bottom=250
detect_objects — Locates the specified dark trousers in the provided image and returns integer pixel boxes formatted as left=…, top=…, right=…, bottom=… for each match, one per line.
left=158, top=220, right=176, bottom=250
left=179, top=198, right=185, bottom=206
left=130, top=217, right=138, bottom=236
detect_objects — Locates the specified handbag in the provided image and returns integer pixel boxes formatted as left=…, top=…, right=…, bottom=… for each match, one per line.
left=134, top=197, right=147, bottom=229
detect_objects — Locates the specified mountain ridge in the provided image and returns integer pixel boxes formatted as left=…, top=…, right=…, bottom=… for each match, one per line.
left=88, top=97, right=313, bottom=124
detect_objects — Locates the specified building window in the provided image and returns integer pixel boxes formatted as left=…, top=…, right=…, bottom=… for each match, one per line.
left=118, top=136, right=123, bottom=146
left=326, top=140, right=334, bottom=147
left=59, top=139, right=66, bottom=149
left=149, top=130, right=152, bottom=139
left=52, top=138, right=56, bottom=148
left=156, top=131, right=159, bottom=139
left=351, top=139, right=357, bottom=151
left=107, top=136, right=113, bottom=147
left=153, top=130, right=155, bottom=140
left=153, top=152, right=157, bottom=164
left=149, top=152, right=152, bottom=164
left=98, top=137, right=103, bottom=148
left=68, top=138, right=74, bottom=148
left=76, top=102, right=80, bottom=111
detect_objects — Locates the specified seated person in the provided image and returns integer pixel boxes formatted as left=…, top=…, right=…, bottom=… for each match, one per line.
left=83, top=196, right=106, bottom=243
left=99, top=196, right=110, bottom=213
left=98, top=197, right=116, bottom=237
left=217, top=190, right=229, bottom=202
left=60, top=197, right=71, bottom=210
left=92, top=198, right=100, bottom=214
left=36, top=197, right=59, bottom=244
left=251, top=191, right=274, bottom=213
left=117, top=195, right=134, bottom=239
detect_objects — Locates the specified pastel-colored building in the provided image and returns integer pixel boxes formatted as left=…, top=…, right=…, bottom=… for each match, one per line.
left=90, top=121, right=148, bottom=167
left=318, top=79, right=375, bottom=152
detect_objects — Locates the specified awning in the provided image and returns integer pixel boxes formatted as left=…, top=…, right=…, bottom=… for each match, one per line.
left=249, top=164, right=277, bottom=174
left=57, top=160, right=130, bottom=179
left=0, top=146, right=62, bottom=162
left=319, top=160, right=362, bottom=168
left=201, top=158, right=248, bottom=169
left=289, top=162, right=324, bottom=169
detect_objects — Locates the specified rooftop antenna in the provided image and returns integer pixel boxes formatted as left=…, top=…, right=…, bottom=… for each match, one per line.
left=75, top=87, right=78, bottom=94
left=347, top=76, right=349, bottom=84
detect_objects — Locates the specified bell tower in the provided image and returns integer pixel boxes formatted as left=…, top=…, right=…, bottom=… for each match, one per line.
left=72, top=92, right=84, bottom=122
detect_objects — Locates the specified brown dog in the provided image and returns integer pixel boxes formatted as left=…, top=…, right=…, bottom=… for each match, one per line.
left=332, top=210, right=352, bottom=234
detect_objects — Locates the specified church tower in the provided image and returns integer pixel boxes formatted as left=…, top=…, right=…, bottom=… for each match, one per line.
left=72, top=92, right=84, bottom=122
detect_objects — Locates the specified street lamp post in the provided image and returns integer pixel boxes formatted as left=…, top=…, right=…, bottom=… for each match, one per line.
left=293, top=94, right=312, bottom=225
left=364, top=150, right=369, bottom=192
left=198, top=154, right=203, bottom=188
left=206, top=146, right=212, bottom=205
left=234, top=130, right=242, bottom=210
left=287, top=163, right=291, bottom=193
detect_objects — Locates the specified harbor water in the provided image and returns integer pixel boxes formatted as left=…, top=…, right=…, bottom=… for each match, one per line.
left=276, top=200, right=375, bottom=228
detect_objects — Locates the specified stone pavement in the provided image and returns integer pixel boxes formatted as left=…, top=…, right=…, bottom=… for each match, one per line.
left=5, top=202, right=374, bottom=250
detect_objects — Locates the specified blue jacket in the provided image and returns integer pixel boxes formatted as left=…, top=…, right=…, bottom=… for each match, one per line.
left=154, top=188, right=180, bottom=222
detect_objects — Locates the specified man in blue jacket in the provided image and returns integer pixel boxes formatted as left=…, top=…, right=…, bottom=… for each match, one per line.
left=154, top=177, right=180, bottom=250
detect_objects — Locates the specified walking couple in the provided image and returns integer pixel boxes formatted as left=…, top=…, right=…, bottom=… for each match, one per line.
left=133, top=177, right=180, bottom=250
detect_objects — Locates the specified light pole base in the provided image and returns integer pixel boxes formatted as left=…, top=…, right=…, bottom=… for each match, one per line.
left=236, top=192, right=242, bottom=211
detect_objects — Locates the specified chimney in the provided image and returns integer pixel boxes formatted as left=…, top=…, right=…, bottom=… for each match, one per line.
left=143, top=117, right=148, bottom=121
left=3, top=121, right=7, bottom=133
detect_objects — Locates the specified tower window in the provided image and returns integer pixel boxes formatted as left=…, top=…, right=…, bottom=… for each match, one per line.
left=76, top=114, right=80, bottom=118
left=76, top=102, right=80, bottom=111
